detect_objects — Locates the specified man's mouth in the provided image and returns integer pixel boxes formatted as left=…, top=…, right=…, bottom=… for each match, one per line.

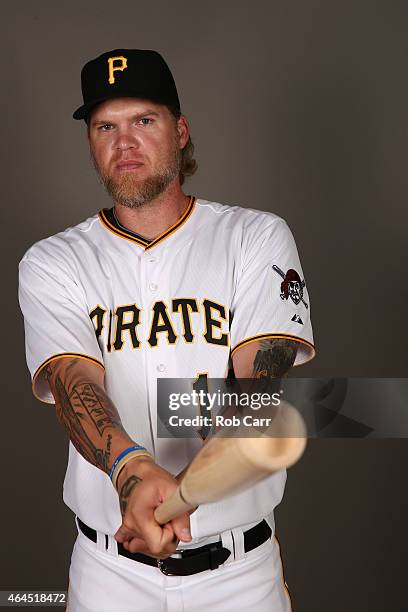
left=116, top=160, right=144, bottom=171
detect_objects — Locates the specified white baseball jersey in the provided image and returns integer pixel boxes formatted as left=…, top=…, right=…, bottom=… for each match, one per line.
left=18, top=196, right=315, bottom=539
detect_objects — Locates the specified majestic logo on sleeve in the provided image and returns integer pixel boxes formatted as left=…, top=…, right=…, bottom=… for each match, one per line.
left=272, top=265, right=309, bottom=309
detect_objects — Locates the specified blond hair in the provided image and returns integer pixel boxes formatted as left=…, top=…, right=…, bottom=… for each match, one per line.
left=167, top=106, right=198, bottom=185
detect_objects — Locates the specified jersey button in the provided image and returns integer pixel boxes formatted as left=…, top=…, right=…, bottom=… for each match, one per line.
left=157, top=363, right=166, bottom=372
left=149, top=282, right=158, bottom=291
left=148, top=257, right=157, bottom=263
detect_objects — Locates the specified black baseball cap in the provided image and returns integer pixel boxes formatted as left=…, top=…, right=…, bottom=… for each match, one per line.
left=73, top=48, right=180, bottom=121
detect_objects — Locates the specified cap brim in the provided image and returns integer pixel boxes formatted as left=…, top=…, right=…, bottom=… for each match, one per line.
left=73, top=94, right=117, bottom=120
left=73, top=91, right=179, bottom=121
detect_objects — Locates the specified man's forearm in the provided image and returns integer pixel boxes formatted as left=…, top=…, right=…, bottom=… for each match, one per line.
left=252, top=338, right=298, bottom=378
left=42, top=358, right=136, bottom=475
left=42, top=358, right=190, bottom=554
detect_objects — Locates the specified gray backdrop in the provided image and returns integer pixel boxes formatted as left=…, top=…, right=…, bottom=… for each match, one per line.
left=2, top=1, right=407, bottom=610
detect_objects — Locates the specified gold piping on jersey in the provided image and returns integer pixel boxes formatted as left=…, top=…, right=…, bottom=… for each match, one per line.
left=230, top=333, right=316, bottom=363
left=98, top=195, right=196, bottom=250
left=274, top=534, right=293, bottom=611
left=32, top=353, right=105, bottom=403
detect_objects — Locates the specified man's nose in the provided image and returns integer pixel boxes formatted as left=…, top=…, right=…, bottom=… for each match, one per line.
left=114, top=130, right=140, bottom=151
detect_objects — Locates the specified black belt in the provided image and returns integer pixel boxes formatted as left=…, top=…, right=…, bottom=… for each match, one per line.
left=77, top=517, right=271, bottom=576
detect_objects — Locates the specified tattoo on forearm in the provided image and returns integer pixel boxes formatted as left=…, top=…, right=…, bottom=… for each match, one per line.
left=71, top=382, right=125, bottom=436
left=119, top=475, right=142, bottom=515
left=41, top=360, right=127, bottom=473
left=252, top=339, right=298, bottom=378
left=54, top=376, right=111, bottom=472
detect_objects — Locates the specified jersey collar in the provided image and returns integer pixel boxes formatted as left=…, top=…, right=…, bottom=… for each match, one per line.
left=98, top=195, right=196, bottom=250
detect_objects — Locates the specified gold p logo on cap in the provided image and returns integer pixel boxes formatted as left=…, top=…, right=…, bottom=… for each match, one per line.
left=107, top=56, right=128, bottom=85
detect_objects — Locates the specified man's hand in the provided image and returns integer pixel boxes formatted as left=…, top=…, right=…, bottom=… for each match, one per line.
left=114, top=456, right=192, bottom=558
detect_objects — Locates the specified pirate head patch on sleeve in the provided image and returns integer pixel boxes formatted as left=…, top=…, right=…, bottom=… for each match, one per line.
left=272, top=265, right=308, bottom=309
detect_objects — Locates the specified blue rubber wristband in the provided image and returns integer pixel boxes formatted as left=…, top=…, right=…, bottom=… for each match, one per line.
left=109, top=445, right=148, bottom=481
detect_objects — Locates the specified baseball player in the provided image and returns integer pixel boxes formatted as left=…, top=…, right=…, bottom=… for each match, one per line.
left=18, top=49, right=315, bottom=611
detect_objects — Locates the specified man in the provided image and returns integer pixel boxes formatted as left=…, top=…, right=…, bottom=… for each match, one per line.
left=18, top=49, right=315, bottom=611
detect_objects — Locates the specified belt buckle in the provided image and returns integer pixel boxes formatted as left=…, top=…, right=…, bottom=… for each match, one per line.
left=157, top=558, right=175, bottom=576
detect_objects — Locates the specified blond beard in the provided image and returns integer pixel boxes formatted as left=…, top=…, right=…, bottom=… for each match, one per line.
left=91, top=135, right=182, bottom=209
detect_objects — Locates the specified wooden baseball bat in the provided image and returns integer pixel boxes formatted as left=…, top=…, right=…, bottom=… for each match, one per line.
left=154, top=400, right=306, bottom=524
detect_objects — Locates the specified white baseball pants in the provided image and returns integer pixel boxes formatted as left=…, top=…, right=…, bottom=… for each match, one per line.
left=67, top=524, right=292, bottom=611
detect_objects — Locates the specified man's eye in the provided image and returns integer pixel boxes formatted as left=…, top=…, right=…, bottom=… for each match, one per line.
left=99, top=124, right=113, bottom=131
left=139, top=117, right=153, bottom=126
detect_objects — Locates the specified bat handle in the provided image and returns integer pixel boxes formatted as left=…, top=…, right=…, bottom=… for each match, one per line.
left=154, top=486, right=193, bottom=525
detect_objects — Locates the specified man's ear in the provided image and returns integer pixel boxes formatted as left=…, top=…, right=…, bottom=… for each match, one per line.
left=177, top=115, right=190, bottom=149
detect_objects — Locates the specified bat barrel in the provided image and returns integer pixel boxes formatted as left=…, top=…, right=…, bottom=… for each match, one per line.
left=154, top=401, right=307, bottom=525
left=238, top=401, right=307, bottom=471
